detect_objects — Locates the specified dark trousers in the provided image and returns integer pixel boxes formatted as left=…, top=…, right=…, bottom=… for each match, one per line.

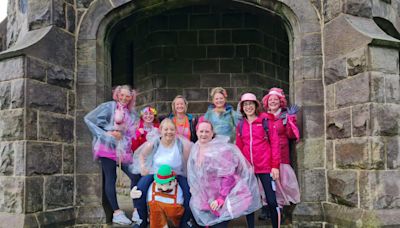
left=134, top=174, right=192, bottom=228
left=100, top=157, right=141, bottom=211
left=246, top=173, right=280, bottom=228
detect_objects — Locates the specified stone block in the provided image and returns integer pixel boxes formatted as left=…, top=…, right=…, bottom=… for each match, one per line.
left=352, top=104, right=371, bottom=137
left=344, top=0, right=373, bottom=17
left=299, top=169, right=326, bottom=202
left=193, top=60, right=218, bottom=73
left=146, top=31, right=177, bottom=46
left=301, top=106, right=325, bottom=139
left=156, top=89, right=181, bottom=101
left=25, top=176, right=43, bottom=213
left=149, top=15, right=168, bottom=32
left=335, top=138, right=369, bottom=169
left=231, top=74, right=248, bottom=87
left=26, top=142, right=62, bottom=175
left=186, top=102, right=209, bottom=114
left=36, top=208, right=75, bottom=227
left=326, top=84, right=335, bottom=111
left=182, top=88, right=209, bottom=101
left=77, top=84, right=97, bottom=110
left=75, top=205, right=107, bottom=224
left=77, top=0, right=95, bottom=8
left=297, top=138, right=325, bottom=169
left=44, top=176, right=73, bottom=209
left=200, top=74, right=230, bottom=87
left=27, top=80, right=67, bottom=113
left=387, top=137, right=400, bottom=169
left=190, top=14, right=219, bottom=29
left=0, top=109, right=24, bottom=140
left=295, top=56, right=323, bottom=81
left=178, top=31, right=197, bottom=45
left=346, top=48, right=368, bottom=76
left=76, top=174, right=102, bottom=206
left=0, top=177, right=24, bottom=213
left=151, top=59, right=192, bottom=74
left=235, top=45, right=248, bottom=58
left=323, top=203, right=364, bottom=227
left=294, top=80, right=324, bottom=106
left=77, top=40, right=96, bottom=63
left=38, top=112, right=73, bottom=143
left=370, top=103, right=400, bottom=136
left=232, top=29, right=262, bottom=44
left=326, top=108, right=351, bottom=139
left=78, top=0, right=113, bottom=39
left=370, top=73, right=385, bottom=103
left=0, top=57, right=25, bottom=81
left=335, top=73, right=369, bottom=108
left=66, top=3, right=75, bottom=33
left=25, top=109, right=38, bottom=140
left=369, top=46, right=399, bottom=74
left=385, top=74, right=400, bottom=103
left=13, top=141, right=25, bottom=176
left=10, top=79, right=25, bottom=109
left=328, top=170, right=358, bottom=207
left=207, top=45, right=234, bottom=58
left=169, top=14, right=188, bottom=30
left=359, top=171, right=400, bottom=209
left=0, top=142, right=15, bottom=176
left=222, top=13, right=243, bottom=28
left=301, top=33, right=322, bottom=56
left=0, top=81, right=11, bottom=110
left=63, top=145, right=74, bottom=174
left=326, top=140, right=334, bottom=169
left=77, top=61, right=96, bottom=84
left=199, top=30, right=215, bottom=44
left=176, top=46, right=206, bottom=59
left=220, top=59, right=243, bottom=73
left=216, top=30, right=232, bottom=43
left=53, top=0, right=66, bottom=29
left=370, top=137, right=385, bottom=169
left=76, top=111, right=92, bottom=146
left=47, top=64, right=73, bottom=89
left=68, top=91, right=75, bottom=116
left=76, top=144, right=100, bottom=174
left=292, top=202, right=324, bottom=222
left=28, top=0, right=51, bottom=30
left=26, top=57, right=46, bottom=81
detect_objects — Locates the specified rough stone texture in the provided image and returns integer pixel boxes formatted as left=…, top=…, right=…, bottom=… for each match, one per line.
left=297, top=138, right=325, bottom=169
left=346, top=48, right=368, bottom=76
left=44, top=176, right=74, bottom=209
left=323, top=0, right=343, bottom=23
left=324, top=57, right=347, bottom=85
left=10, top=79, right=25, bottom=109
left=323, top=203, right=370, bottom=227
left=326, top=108, right=351, bottom=139
left=295, top=80, right=324, bottom=106
left=326, top=140, right=334, bottom=170
left=28, top=0, right=51, bottom=30
left=0, top=109, right=24, bottom=140
left=36, top=208, right=75, bottom=227
left=344, top=0, right=373, bottom=18
left=0, top=57, right=25, bottom=81
left=26, top=142, right=62, bottom=175
left=387, top=137, right=400, bottom=169
left=47, top=65, right=74, bottom=89
left=352, top=104, right=371, bottom=137
left=38, top=112, right=73, bottom=143
left=299, top=169, right=326, bottom=202
left=368, top=46, right=399, bottom=74
left=335, top=73, right=370, bottom=108
left=25, top=109, right=38, bottom=140
left=0, top=142, right=16, bottom=175
left=26, top=57, right=46, bottom=81
left=360, top=171, right=400, bottom=209
left=301, top=106, right=325, bottom=138
left=326, top=84, right=335, bottom=111
left=370, top=137, right=385, bottom=170
left=76, top=145, right=99, bottom=174
left=63, top=145, right=74, bottom=174
left=328, top=170, right=358, bottom=207
left=370, top=73, right=385, bottom=103
left=27, top=80, right=67, bottom=113
left=385, top=74, right=400, bottom=104
left=292, top=202, right=324, bottom=222
left=76, top=174, right=102, bottom=206
left=25, top=177, right=43, bottom=213
left=370, top=103, right=400, bottom=136
left=77, top=0, right=95, bottom=8
left=75, top=206, right=107, bottom=224
left=0, top=81, right=11, bottom=110
left=335, top=138, right=369, bottom=169
left=0, top=177, right=24, bottom=213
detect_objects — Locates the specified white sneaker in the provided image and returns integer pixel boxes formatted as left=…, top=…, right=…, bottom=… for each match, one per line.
left=131, top=209, right=143, bottom=225
left=112, top=211, right=132, bottom=225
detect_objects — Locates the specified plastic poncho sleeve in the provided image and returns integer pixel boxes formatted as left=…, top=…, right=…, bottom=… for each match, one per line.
left=268, top=121, right=280, bottom=169
left=286, top=115, right=300, bottom=141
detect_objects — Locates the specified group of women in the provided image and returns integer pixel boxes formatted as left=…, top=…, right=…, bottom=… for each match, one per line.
left=84, top=85, right=300, bottom=228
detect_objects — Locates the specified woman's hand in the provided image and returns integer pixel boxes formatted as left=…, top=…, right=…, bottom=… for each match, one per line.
left=210, top=198, right=224, bottom=211
left=271, top=168, right=280, bottom=180
left=107, top=131, right=122, bottom=140
left=140, top=166, right=149, bottom=176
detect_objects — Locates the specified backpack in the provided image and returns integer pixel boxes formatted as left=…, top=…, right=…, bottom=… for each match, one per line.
left=238, top=118, right=269, bottom=137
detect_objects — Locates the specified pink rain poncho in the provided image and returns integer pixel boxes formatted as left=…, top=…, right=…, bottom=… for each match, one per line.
left=187, top=136, right=262, bottom=226
left=84, top=101, right=138, bottom=164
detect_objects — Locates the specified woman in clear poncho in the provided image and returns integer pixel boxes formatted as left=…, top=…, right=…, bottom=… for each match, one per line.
left=84, top=85, right=140, bottom=225
left=129, top=118, right=193, bottom=228
left=187, top=120, right=261, bottom=227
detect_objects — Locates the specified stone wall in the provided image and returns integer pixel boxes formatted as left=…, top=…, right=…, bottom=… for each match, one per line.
left=111, top=4, right=289, bottom=114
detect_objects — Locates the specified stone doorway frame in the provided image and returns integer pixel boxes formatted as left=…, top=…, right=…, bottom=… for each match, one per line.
left=75, top=0, right=324, bottom=224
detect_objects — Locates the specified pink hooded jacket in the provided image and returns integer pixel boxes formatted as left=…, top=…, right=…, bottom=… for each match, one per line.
left=236, top=112, right=280, bottom=173
left=273, top=109, right=299, bottom=164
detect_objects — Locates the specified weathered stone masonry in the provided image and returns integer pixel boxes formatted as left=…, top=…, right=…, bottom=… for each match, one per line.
left=0, top=0, right=399, bottom=227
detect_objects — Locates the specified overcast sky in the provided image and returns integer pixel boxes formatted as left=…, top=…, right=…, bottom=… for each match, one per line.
left=0, top=0, right=7, bottom=22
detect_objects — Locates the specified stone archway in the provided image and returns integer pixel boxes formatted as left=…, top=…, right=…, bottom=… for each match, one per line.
left=75, top=0, right=324, bottom=224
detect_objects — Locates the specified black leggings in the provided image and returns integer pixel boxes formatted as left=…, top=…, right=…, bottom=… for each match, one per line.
left=100, top=157, right=141, bottom=211
left=246, top=173, right=280, bottom=228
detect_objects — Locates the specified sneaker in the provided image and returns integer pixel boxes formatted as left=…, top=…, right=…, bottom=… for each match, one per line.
left=112, top=211, right=132, bottom=225
left=131, top=210, right=143, bottom=225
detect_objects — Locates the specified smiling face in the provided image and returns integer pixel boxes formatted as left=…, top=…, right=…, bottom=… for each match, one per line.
left=174, top=98, right=187, bottom=114
left=142, top=111, right=155, bottom=124
left=160, top=120, right=176, bottom=141
left=196, top=122, right=214, bottom=144
left=117, top=88, right=133, bottom=106
left=268, top=94, right=281, bottom=112
left=212, top=92, right=226, bottom=109
left=243, top=101, right=256, bottom=117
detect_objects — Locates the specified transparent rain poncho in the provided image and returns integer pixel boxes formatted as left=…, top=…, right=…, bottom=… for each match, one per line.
left=187, top=136, right=262, bottom=226
left=129, top=131, right=192, bottom=176
left=84, top=101, right=138, bottom=164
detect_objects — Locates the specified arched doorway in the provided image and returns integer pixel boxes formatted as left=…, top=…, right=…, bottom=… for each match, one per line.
left=76, top=0, right=324, bottom=224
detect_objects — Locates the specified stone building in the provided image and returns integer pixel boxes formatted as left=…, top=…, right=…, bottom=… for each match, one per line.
left=0, top=0, right=399, bottom=227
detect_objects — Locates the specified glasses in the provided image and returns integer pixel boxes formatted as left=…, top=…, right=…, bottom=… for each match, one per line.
left=243, top=102, right=255, bottom=107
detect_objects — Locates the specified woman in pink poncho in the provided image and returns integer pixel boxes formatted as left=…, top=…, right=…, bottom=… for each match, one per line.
left=187, top=120, right=261, bottom=227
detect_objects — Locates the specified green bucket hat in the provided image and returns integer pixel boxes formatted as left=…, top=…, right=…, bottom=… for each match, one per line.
left=154, top=164, right=176, bottom=185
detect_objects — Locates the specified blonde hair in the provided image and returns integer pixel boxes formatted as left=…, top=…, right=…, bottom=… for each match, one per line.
left=210, top=87, right=228, bottom=99
left=159, top=118, right=176, bottom=131
left=171, top=95, right=188, bottom=114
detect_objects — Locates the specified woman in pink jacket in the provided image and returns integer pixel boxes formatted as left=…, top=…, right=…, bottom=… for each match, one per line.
left=236, top=93, right=281, bottom=228
left=262, top=88, right=300, bottom=207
